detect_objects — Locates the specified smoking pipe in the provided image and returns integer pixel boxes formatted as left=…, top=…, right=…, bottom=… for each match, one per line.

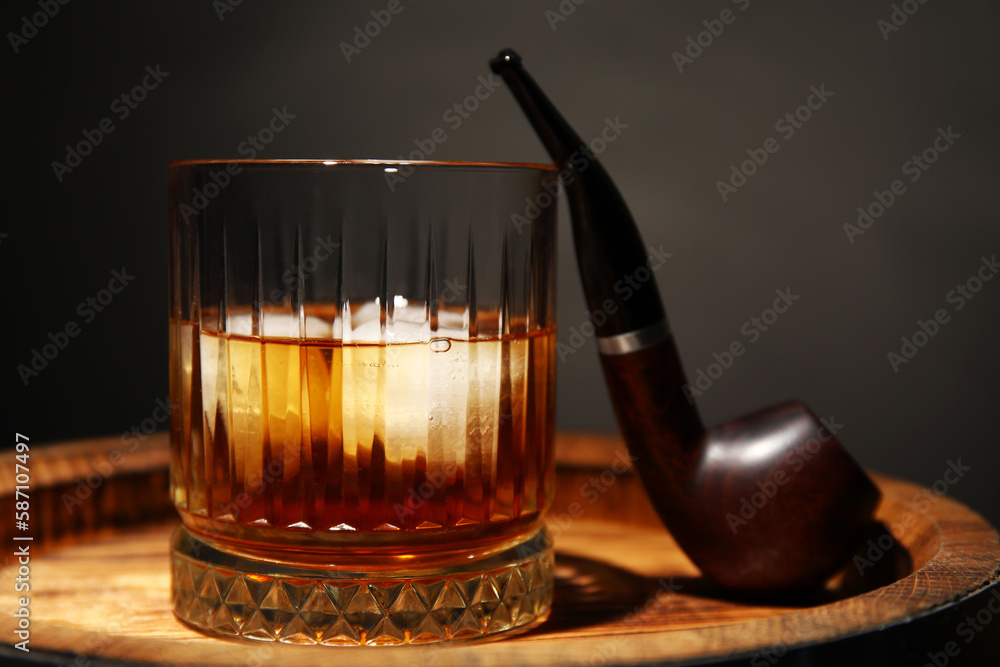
left=490, top=49, right=881, bottom=594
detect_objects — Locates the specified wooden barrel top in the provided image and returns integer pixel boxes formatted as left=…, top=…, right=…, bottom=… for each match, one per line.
left=1, top=432, right=997, bottom=665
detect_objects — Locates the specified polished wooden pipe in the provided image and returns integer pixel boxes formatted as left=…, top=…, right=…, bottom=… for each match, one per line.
left=490, top=49, right=881, bottom=594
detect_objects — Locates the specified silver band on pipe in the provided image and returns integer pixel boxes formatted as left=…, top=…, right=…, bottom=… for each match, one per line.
left=597, top=319, right=671, bottom=356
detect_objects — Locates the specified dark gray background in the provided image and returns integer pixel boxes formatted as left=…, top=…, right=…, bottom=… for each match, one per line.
left=6, top=1, right=999, bottom=529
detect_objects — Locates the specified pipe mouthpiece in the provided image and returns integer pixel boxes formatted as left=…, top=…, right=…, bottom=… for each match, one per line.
left=490, top=47, right=668, bottom=342
left=490, top=49, right=522, bottom=74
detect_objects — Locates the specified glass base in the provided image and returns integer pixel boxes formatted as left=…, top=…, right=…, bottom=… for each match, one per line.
left=170, top=525, right=553, bottom=645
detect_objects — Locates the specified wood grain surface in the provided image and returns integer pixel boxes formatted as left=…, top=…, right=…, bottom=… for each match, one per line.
left=0, top=432, right=998, bottom=666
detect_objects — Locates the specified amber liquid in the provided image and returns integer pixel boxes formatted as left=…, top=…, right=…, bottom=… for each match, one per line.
left=169, top=308, right=556, bottom=567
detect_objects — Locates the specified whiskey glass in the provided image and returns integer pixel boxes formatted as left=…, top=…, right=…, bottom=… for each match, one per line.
left=167, top=159, right=558, bottom=645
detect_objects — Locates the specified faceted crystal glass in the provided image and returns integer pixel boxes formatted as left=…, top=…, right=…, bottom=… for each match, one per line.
left=167, top=159, right=558, bottom=645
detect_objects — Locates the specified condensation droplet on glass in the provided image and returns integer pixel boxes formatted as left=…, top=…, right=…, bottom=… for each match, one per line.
left=429, top=338, right=451, bottom=353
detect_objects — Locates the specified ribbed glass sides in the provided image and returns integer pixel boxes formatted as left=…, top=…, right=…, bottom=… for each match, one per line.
left=167, top=162, right=558, bottom=566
